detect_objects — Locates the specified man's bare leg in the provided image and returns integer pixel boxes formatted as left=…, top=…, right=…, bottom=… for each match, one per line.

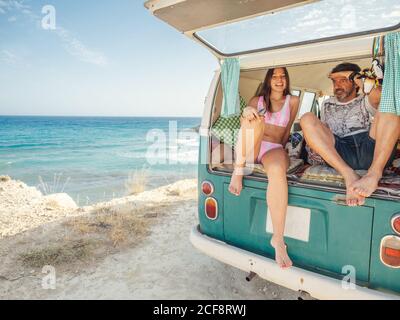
left=300, top=113, right=365, bottom=206
left=352, top=112, right=400, bottom=197
left=228, top=117, right=264, bottom=196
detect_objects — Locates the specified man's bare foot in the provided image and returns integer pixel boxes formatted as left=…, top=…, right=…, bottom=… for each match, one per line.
left=270, top=236, right=292, bottom=269
left=351, top=171, right=381, bottom=198
left=228, top=166, right=244, bottom=196
left=343, top=171, right=365, bottom=206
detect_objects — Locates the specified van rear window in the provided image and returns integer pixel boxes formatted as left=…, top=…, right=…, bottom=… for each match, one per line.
left=196, top=0, right=400, bottom=55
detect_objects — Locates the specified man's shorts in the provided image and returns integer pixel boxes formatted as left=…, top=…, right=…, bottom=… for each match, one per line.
left=334, top=132, right=397, bottom=170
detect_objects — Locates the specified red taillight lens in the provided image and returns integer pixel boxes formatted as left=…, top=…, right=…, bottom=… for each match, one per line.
left=385, top=247, right=400, bottom=258
left=392, top=215, right=400, bottom=235
left=201, top=181, right=214, bottom=196
left=205, top=197, right=218, bottom=220
left=380, top=235, right=400, bottom=268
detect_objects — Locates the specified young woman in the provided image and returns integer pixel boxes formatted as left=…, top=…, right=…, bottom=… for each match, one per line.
left=228, top=67, right=300, bottom=269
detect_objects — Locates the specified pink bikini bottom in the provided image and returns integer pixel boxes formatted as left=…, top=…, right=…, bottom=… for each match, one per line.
left=257, top=141, right=283, bottom=163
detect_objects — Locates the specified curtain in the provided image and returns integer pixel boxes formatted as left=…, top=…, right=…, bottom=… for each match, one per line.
left=380, top=31, right=400, bottom=115
left=221, top=58, right=240, bottom=117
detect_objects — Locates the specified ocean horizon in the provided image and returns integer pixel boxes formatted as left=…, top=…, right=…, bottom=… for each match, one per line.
left=0, top=115, right=201, bottom=205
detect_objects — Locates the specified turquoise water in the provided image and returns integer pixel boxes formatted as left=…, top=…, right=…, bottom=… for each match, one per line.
left=0, top=116, right=200, bottom=205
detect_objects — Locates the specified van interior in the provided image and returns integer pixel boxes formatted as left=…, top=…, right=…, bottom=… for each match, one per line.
left=209, top=57, right=400, bottom=201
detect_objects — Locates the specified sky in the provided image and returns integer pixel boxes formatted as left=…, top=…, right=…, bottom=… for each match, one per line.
left=0, top=0, right=219, bottom=117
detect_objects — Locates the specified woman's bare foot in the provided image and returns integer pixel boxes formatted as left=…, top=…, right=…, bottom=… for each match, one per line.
left=228, top=166, right=245, bottom=196
left=343, top=171, right=365, bottom=206
left=270, top=236, right=292, bottom=269
left=351, top=171, right=381, bottom=198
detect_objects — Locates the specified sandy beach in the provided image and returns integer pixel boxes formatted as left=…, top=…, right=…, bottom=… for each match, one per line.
left=0, top=175, right=297, bottom=300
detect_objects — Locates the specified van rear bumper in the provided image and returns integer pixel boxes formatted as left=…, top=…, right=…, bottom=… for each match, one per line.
left=190, top=225, right=399, bottom=300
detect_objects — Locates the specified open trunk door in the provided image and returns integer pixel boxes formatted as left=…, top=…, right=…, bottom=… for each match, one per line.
left=144, top=0, right=316, bottom=34
left=144, top=0, right=400, bottom=66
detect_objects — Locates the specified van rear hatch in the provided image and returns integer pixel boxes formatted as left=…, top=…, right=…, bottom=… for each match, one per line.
left=223, top=181, right=374, bottom=282
left=145, top=0, right=400, bottom=59
left=144, top=0, right=315, bottom=33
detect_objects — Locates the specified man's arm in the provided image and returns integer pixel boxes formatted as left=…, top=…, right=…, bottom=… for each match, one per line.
left=366, top=86, right=382, bottom=109
left=354, top=78, right=382, bottom=109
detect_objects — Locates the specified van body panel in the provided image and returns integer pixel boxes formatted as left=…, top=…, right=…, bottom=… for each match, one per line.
left=199, top=162, right=400, bottom=293
left=222, top=182, right=374, bottom=282
left=369, top=199, right=400, bottom=293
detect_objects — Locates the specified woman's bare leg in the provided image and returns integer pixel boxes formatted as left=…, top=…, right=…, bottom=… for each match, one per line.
left=228, top=117, right=264, bottom=196
left=261, top=148, right=292, bottom=269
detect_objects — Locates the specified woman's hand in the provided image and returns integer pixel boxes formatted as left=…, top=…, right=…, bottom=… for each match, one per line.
left=241, top=106, right=261, bottom=121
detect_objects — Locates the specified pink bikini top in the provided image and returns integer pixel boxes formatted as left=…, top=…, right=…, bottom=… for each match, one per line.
left=257, top=95, right=291, bottom=128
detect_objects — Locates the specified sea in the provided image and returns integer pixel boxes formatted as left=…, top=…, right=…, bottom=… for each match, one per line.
left=0, top=116, right=201, bottom=205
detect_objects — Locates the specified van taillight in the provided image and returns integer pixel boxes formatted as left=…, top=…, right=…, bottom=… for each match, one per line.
left=380, top=235, right=400, bottom=268
left=201, top=181, right=214, bottom=196
left=205, top=197, right=218, bottom=220
left=385, top=247, right=400, bottom=258
left=391, top=214, right=400, bottom=235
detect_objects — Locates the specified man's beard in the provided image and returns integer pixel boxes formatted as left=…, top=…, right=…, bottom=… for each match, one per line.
left=335, top=88, right=354, bottom=102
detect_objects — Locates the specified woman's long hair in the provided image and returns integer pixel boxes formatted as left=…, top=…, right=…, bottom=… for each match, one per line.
left=257, top=67, right=291, bottom=113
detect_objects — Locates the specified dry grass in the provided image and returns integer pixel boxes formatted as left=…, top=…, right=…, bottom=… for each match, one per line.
left=19, top=239, right=93, bottom=268
left=15, top=199, right=175, bottom=271
left=66, top=205, right=150, bottom=247
left=125, top=169, right=148, bottom=195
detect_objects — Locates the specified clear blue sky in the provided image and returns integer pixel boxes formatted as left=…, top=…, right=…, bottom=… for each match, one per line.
left=0, top=0, right=219, bottom=117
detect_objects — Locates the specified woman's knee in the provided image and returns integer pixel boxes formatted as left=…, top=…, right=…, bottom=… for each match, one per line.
left=263, top=154, right=288, bottom=175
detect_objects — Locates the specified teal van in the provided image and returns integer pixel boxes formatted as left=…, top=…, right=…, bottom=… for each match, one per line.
left=145, top=0, right=400, bottom=299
